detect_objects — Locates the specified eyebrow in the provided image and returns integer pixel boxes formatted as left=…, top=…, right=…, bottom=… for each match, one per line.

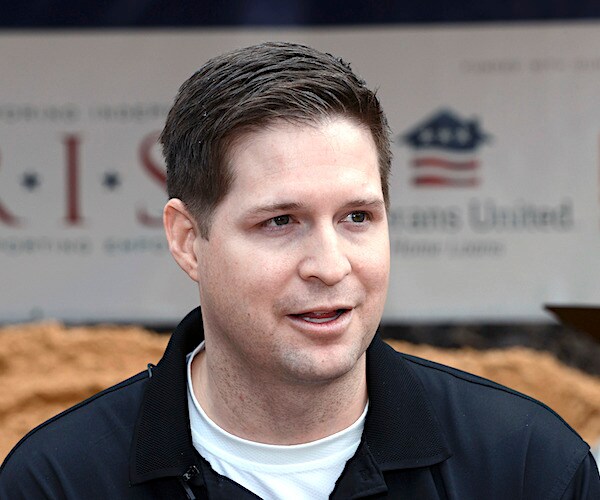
left=345, top=198, right=386, bottom=210
left=245, top=198, right=385, bottom=218
left=245, top=202, right=304, bottom=218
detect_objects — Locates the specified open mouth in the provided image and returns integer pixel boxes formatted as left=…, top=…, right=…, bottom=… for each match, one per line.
left=291, top=309, right=349, bottom=324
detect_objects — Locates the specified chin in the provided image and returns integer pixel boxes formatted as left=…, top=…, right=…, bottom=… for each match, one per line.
left=279, top=343, right=367, bottom=385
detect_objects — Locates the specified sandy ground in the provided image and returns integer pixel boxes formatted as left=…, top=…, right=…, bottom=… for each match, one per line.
left=1, top=322, right=599, bottom=462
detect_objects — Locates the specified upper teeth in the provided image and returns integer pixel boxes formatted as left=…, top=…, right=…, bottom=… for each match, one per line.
left=304, top=316, right=336, bottom=323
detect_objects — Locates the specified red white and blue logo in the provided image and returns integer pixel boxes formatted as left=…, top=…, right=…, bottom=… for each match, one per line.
left=400, top=109, right=490, bottom=187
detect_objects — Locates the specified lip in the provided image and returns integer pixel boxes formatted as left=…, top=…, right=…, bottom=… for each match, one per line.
left=290, top=304, right=354, bottom=316
left=286, top=307, right=353, bottom=335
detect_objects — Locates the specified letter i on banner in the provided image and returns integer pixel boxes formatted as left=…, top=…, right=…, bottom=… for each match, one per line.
left=64, top=134, right=83, bottom=225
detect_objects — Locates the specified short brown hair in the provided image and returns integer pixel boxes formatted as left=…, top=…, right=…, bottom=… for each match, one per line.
left=161, top=41, right=391, bottom=238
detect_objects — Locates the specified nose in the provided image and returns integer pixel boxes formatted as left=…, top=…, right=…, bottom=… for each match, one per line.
left=298, top=225, right=352, bottom=286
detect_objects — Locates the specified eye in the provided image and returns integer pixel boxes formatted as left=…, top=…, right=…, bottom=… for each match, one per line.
left=343, top=211, right=369, bottom=223
left=351, top=211, right=366, bottom=223
left=264, top=215, right=291, bottom=227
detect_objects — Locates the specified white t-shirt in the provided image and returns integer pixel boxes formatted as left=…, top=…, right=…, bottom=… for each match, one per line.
left=186, top=342, right=367, bottom=500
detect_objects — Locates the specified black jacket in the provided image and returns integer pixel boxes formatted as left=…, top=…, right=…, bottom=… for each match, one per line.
left=1, top=307, right=598, bottom=499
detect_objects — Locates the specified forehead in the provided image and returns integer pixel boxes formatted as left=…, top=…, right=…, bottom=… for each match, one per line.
left=224, top=118, right=381, bottom=202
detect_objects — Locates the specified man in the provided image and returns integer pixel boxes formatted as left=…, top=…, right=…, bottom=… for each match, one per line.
left=1, top=42, right=598, bottom=499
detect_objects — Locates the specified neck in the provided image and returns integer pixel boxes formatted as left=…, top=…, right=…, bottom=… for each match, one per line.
left=191, top=347, right=368, bottom=445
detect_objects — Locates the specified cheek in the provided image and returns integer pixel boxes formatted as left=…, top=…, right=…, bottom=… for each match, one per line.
left=355, top=240, right=390, bottom=288
left=204, top=241, right=295, bottom=299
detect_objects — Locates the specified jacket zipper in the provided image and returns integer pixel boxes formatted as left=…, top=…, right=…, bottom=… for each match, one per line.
left=179, top=465, right=200, bottom=499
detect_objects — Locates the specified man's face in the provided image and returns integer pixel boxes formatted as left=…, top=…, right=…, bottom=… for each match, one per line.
left=194, top=117, right=390, bottom=385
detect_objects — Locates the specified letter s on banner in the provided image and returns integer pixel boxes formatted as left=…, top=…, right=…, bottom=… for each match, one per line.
left=137, top=131, right=166, bottom=227
left=0, top=147, right=21, bottom=226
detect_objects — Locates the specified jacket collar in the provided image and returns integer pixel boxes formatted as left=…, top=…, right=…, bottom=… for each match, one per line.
left=130, top=307, right=451, bottom=485
left=364, top=332, right=451, bottom=470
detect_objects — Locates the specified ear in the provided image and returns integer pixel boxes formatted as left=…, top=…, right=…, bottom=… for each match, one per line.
left=163, top=198, right=201, bottom=282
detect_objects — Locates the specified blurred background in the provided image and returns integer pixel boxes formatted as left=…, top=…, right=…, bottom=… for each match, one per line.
left=2, top=0, right=600, bottom=353
left=1, top=0, right=600, bottom=458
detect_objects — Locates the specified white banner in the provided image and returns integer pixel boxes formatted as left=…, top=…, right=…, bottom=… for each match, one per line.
left=1, top=25, right=599, bottom=323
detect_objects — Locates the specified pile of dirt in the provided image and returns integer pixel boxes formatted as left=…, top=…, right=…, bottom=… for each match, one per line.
left=0, top=322, right=167, bottom=460
left=1, top=323, right=599, bottom=461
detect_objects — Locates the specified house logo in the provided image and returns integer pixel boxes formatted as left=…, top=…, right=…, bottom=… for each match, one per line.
left=399, top=109, right=491, bottom=187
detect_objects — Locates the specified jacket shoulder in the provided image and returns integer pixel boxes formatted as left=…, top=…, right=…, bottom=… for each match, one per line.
left=400, top=351, right=579, bottom=434
left=0, top=371, right=149, bottom=497
left=398, top=351, right=594, bottom=498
